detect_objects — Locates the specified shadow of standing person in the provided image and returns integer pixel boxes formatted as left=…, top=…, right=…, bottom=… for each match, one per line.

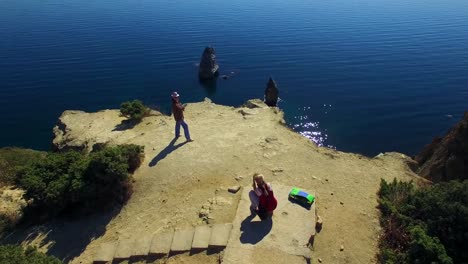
left=149, top=138, right=188, bottom=167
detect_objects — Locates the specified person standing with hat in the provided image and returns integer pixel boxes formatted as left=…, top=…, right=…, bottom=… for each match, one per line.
left=171, top=92, right=193, bottom=142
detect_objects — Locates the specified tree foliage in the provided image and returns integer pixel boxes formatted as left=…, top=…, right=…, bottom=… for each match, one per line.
left=0, top=147, right=45, bottom=185
left=378, top=179, right=468, bottom=264
left=120, top=100, right=150, bottom=122
left=0, top=148, right=45, bottom=233
left=407, top=225, right=453, bottom=264
left=0, top=245, right=61, bottom=264
left=15, top=144, right=144, bottom=215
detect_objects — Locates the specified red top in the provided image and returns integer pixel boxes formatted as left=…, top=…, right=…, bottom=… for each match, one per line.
left=255, top=183, right=278, bottom=212
left=172, top=100, right=184, bottom=121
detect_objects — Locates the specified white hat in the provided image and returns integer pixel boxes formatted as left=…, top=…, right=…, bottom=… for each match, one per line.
left=171, top=92, right=180, bottom=98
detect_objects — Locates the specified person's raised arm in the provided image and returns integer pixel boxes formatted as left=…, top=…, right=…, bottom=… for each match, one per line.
left=262, top=183, right=269, bottom=196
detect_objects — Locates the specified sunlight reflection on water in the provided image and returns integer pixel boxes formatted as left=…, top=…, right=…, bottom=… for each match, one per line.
left=290, top=105, right=335, bottom=149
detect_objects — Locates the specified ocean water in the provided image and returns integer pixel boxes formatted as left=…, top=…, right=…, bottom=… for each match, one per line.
left=0, top=0, right=467, bottom=156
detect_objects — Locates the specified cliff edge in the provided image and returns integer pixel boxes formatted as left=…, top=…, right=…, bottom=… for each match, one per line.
left=19, top=99, right=422, bottom=264
left=415, top=112, right=468, bottom=182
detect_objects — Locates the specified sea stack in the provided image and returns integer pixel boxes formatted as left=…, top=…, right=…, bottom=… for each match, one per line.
left=264, top=77, right=279, bottom=107
left=198, top=47, right=219, bottom=80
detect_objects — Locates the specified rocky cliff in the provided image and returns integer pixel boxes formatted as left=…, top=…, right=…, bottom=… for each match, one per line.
left=43, top=98, right=426, bottom=264
left=415, top=112, right=468, bottom=182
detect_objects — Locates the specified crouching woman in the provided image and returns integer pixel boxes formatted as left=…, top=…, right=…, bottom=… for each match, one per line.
left=249, top=173, right=278, bottom=220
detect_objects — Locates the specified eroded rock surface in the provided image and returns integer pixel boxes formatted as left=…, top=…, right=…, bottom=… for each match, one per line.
left=415, top=112, right=468, bottom=181
left=52, top=109, right=163, bottom=153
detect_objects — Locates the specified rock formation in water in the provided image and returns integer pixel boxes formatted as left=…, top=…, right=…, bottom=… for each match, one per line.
left=198, top=47, right=219, bottom=80
left=414, top=112, right=468, bottom=182
left=264, top=77, right=279, bottom=107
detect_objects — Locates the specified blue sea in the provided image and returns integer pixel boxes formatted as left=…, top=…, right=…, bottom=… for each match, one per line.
left=1, top=0, right=467, bottom=156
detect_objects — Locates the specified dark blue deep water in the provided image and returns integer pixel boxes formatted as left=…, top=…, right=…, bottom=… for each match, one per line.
left=1, top=0, right=467, bottom=156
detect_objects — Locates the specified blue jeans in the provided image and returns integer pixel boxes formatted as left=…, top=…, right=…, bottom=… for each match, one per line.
left=175, top=120, right=191, bottom=140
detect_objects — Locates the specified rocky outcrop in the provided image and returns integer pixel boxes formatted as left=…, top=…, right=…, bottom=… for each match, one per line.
left=242, top=99, right=268, bottom=109
left=414, top=112, right=468, bottom=182
left=264, top=78, right=279, bottom=107
left=198, top=47, right=219, bottom=80
left=52, top=110, right=125, bottom=153
left=52, top=113, right=87, bottom=152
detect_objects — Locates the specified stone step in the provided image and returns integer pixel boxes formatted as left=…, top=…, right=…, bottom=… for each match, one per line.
left=113, top=239, right=134, bottom=261
left=149, top=230, right=174, bottom=258
left=191, top=225, right=212, bottom=251
left=209, top=223, right=233, bottom=249
left=170, top=228, right=195, bottom=254
left=132, top=235, right=153, bottom=258
left=93, top=241, right=117, bottom=263
left=94, top=224, right=233, bottom=263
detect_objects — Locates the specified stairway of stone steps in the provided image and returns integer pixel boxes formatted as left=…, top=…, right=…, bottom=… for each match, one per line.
left=93, top=223, right=233, bottom=263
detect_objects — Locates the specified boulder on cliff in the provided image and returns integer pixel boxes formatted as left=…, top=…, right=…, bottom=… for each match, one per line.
left=264, top=77, right=279, bottom=107
left=198, top=47, right=219, bottom=80
left=52, top=110, right=122, bottom=153
left=242, top=99, right=268, bottom=109
left=414, top=112, right=468, bottom=182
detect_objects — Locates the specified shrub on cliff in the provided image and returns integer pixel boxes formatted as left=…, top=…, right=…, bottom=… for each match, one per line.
left=407, top=225, right=453, bottom=264
left=82, top=144, right=144, bottom=204
left=378, top=179, right=468, bottom=264
left=0, top=188, right=29, bottom=235
left=404, top=180, right=468, bottom=263
left=120, top=100, right=150, bottom=122
left=0, top=148, right=45, bottom=234
left=0, top=147, right=45, bottom=185
left=16, top=144, right=144, bottom=215
left=0, top=245, right=61, bottom=264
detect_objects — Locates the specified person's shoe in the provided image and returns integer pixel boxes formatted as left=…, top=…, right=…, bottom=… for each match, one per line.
left=186, top=139, right=194, bottom=142
left=175, top=135, right=181, bottom=138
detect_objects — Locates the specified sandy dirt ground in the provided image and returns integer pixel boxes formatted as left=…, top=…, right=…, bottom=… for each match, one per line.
left=3, top=99, right=425, bottom=264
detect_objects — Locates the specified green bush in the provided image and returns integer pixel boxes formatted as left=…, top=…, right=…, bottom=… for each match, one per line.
left=378, top=178, right=414, bottom=216
left=120, top=100, right=150, bottom=122
left=0, top=147, right=45, bottom=185
left=0, top=215, right=12, bottom=235
left=0, top=148, right=45, bottom=234
left=119, top=144, right=145, bottom=172
left=378, top=179, right=467, bottom=264
left=0, top=159, right=15, bottom=185
left=15, top=144, right=144, bottom=215
left=17, top=151, right=84, bottom=211
left=0, top=245, right=61, bottom=264
left=82, top=144, right=144, bottom=203
left=380, top=247, right=410, bottom=264
left=407, top=225, right=452, bottom=264
left=404, top=180, right=468, bottom=263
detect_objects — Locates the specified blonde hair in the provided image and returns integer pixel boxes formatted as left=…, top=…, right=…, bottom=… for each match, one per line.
left=253, top=173, right=264, bottom=181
